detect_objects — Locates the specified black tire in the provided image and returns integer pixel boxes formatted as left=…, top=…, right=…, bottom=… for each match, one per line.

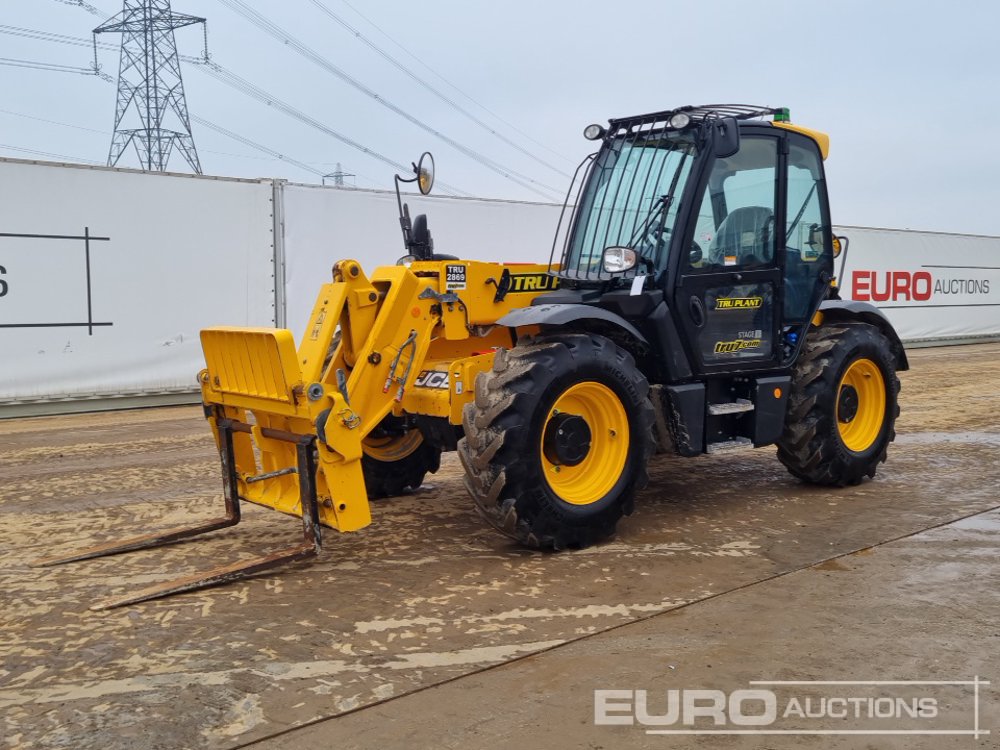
left=458, top=333, right=655, bottom=549
left=362, top=421, right=441, bottom=499
left=777, top=323, right=900, bottom=486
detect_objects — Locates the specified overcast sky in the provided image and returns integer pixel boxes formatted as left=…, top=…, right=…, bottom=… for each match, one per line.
left=1, top=1, right=998, bottom=235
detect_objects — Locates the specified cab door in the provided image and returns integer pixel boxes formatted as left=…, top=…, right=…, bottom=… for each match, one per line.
left=675, top=133, right=784, bottom=373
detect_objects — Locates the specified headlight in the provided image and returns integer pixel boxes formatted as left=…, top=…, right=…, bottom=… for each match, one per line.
left=602, top=246, right=637, bottom=273
left=583, top=123, right=606, bottom=141
left=669, top=112, right=691, bottom=129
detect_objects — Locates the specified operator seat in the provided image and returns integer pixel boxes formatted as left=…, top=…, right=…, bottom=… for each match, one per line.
left=708, top=206, right=775, bottom=268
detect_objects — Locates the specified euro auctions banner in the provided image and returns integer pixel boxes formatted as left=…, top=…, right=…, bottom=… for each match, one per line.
left=836, top=226, right=1000, bottom=342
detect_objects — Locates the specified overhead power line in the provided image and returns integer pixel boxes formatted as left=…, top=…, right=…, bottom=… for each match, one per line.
left=333, top=0, right=576, bottom=167
left=0, top=56, right=110, bottom=80
left=0, top=142, right=103, bottom=164
left=0, top=106, right=351, bottom=168
left=195, top=61, right=470, bottom=196
left=52, top=0, right=106, bottom=17
left=214, top=0, right=561, bottom=201
left=0, top=24, right=110, bottom=49
left=0, top=107, right=106, bottom=134
left=0, top=23, right=117, bottom=81
left=303, top=0, right=570, bottom=179
left=191, top=115, right=325, bottom=177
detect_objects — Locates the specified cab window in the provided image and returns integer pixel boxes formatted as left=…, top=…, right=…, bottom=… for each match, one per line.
left=783, top=138, right=830, bottom=322
left=689, top=137, right=779, bottom=271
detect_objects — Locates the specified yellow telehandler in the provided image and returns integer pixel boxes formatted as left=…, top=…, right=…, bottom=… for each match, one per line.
left=42, top=105, right=907, bottom=609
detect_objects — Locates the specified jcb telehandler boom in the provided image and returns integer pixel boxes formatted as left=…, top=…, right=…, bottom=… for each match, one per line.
left=42, top=106, right=907, bottom=609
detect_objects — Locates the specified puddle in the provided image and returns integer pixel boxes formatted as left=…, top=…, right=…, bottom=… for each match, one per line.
left=951, top=513, right=1000, bottom=533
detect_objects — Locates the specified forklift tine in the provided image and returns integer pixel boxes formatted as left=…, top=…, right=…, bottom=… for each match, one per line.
left=34, top=516, right=239, bottom=567
left=91, top=436, right=323, bottom=610
left=34, top=418, right=245, bottom=569
left=89, top=540, right=319, bottom=610
left=33, top=419, right=326, bottom=611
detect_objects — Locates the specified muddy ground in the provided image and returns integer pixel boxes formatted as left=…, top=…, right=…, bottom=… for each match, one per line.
left=1, top=343, right=998, bottom=749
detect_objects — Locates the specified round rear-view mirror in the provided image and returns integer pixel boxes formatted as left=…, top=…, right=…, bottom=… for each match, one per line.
left=416, top=152, right=435, bottom=195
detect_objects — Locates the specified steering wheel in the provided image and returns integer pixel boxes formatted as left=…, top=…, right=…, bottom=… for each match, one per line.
left=643, top=223, right=670, bottom=250
left=689, top=240, right=703, bottom=265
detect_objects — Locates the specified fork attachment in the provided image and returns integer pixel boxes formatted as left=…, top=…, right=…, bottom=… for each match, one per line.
left=35, top=418, right=323, bottom=611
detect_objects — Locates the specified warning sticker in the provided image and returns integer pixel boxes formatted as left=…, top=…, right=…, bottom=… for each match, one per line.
left=445, top=264, right=467, bottom=290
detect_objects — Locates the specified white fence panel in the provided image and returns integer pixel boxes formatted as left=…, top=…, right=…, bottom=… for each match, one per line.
left=837, top=226, right=1000, bottom=341
left=4, top=160, right=999, bottom=416
left=281, top=185, right=563, bottom=337
left=0, top=159, right=276, bottom=403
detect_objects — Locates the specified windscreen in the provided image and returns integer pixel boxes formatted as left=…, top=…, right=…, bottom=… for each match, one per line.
left=556, top=126, right=698, bottom=280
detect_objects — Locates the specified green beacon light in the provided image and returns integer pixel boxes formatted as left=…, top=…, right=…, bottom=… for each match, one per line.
left=774, top=107, right=791, bottom=122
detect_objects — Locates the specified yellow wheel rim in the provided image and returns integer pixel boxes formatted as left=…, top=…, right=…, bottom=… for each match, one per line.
left=363, top=430, right=423, bottom=462
left=541, top=381, right=630, bottom=505
left=837, top=358, right=886, bottom=452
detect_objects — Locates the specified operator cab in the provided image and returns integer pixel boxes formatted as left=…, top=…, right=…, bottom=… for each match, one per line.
left=549, top=105, right=838, bottom=379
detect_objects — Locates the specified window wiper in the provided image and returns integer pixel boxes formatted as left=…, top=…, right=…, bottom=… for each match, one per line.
left=620, top=194, right=673, bottom=271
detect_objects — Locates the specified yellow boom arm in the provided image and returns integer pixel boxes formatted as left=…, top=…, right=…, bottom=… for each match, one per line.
left=198, top=258, right=554, bottom=533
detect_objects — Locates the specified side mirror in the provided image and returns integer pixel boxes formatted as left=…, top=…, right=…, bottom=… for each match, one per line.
left=801, top=223, right=823, bottom=261
left=416, top=152, right=435, bottom=195
left=713, top=117, right=740, bottom=158
left=394, top=152, right=435, bottom=256
left=833, top=235, right=850, bottom=288
left=689, top=244, right=703, bottom=265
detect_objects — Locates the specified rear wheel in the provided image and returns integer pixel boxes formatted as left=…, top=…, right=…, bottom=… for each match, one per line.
left=777, top=323, right=900, bottom=485
left=458, top=333, right=655, bottom=549
left=362, top=417, right=441, bottom=498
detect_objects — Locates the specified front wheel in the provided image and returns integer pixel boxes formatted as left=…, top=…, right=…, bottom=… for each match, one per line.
left=362, top=417, right=441, bottom=498
left=777, top=323, right=900, bottom=485
left=458, top=333, right=655, bottom=549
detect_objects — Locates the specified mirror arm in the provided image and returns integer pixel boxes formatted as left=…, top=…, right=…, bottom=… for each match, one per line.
left=836, top=235, right=850, bottom=286
left=395, top=172, right=419, bottom=253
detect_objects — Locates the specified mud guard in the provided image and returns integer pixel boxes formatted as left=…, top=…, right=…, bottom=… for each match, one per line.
left=497, top=303, right=649, bottom=345
left=819, top=300, right=909, bottom=371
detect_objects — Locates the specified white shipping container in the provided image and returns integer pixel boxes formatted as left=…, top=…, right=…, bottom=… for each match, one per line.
left=0, top=158, right=277, bottom=405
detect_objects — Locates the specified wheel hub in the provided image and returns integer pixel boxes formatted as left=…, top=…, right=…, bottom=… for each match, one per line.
left=543, top=413, right=591, bottom=467
left=838, top=384, right=859, bottom=423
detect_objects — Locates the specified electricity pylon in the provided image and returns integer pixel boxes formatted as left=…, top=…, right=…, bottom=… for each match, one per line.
left=95, top=0, right=207, bottom=173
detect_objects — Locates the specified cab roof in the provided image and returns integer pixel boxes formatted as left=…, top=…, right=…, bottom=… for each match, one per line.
left=607, top=104, right=830, bottom=160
